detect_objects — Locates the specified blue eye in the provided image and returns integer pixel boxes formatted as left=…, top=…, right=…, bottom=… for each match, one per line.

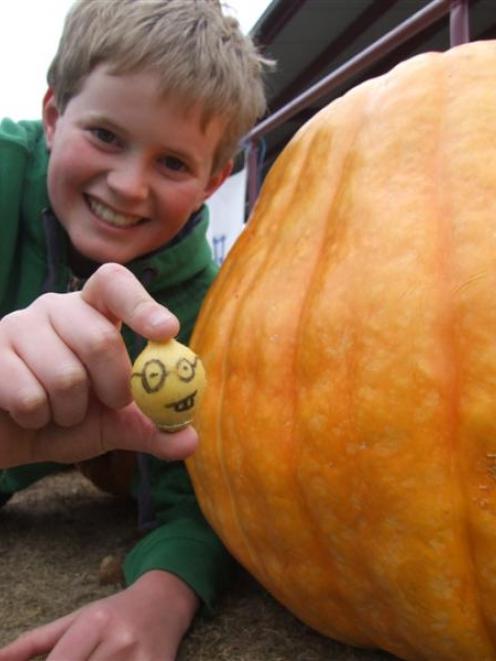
left=161, top=156, right=188, bottom=172
left=91, top=128, right=118, bottom=145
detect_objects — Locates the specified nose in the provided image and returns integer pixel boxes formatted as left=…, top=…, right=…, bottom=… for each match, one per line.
left=106, top=157, right=149, bottom=201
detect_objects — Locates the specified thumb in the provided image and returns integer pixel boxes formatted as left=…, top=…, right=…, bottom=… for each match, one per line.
left=102, top=403, right=199, bottom=462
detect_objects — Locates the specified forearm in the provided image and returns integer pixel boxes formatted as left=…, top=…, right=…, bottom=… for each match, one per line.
left=124, top=461, right=236, bottom=613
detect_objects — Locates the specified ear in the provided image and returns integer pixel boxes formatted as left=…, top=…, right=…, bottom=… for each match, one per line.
left=202, top=159, right=234, bottom=201
left=42, top=89, right=61, bottom=149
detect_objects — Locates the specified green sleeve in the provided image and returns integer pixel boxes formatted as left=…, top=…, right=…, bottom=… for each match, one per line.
left=123, top=460, right=235, bottom=613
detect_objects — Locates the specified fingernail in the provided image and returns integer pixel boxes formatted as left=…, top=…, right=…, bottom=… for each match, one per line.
left=149, top=310, right=176, bottom=329
left=150, top=310, right=174, bottom=326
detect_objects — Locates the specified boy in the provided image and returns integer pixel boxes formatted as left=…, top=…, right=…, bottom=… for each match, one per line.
left=0, top=0, right=271, bottom=658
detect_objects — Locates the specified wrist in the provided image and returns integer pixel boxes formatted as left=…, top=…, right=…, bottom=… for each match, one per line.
left=130, top=570, right=200, bottom=631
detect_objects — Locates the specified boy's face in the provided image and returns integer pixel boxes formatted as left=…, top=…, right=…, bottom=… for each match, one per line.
left=42, top=66, right=232, bottom=264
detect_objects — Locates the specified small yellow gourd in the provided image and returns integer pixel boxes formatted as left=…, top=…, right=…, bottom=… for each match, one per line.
left=131, top=338, right=206, bottom=431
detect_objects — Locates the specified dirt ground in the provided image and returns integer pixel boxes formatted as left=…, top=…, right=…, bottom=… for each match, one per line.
left=0, top=469, right=397, bottom=660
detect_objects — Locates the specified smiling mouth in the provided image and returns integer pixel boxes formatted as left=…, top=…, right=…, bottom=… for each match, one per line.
left=86, top=195, right=146, bottom=228
left=165, top=391, right=198, bottom=413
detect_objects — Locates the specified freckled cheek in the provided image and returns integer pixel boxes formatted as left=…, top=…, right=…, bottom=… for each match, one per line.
left=162, top=184, right=204, bottom=220
left=48, top=164, right=96, bottom=228
left=153, top=192, right=199, bottom=242
left=48, top=160, right=81, bottom=210
left=52, top=133, right=106, bottom=181
left=46, top=158, right=69, bottom=213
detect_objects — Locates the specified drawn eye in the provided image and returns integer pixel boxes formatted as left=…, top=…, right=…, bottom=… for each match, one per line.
left=175, top=357, right=196, bottom=383
left=142, top=359, right=167, bottom=393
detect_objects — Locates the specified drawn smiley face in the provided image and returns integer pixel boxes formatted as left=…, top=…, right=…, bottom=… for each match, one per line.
left=131, top=339, right=206, bottom=431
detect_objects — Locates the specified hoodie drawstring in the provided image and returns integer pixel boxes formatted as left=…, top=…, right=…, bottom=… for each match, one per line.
left=41, top=208, right=158, bottom=533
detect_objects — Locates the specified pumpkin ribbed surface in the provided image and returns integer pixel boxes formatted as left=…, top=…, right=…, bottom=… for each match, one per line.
left=187, top=41, right=496, bottom=660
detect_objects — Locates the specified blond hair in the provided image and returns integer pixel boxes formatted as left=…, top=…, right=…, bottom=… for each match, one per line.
left=47, top=0, right=273, bottom=171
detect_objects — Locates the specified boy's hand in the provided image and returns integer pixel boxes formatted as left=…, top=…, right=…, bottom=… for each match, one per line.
left=0, top=264, right=198, bottom=467
left=0, top=570, right=199, bottom=660
left=0, top=263, right=179, bottom=429
left=0, top=400, right=199, bottom=467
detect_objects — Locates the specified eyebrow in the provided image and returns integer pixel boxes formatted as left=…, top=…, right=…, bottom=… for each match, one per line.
left=85, top=113, right=126, bottom=136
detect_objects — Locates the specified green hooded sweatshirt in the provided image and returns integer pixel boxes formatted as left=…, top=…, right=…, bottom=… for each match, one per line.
left=0, top=118, right=234, bottom=611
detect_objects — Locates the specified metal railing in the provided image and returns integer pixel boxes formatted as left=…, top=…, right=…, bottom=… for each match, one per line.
left=246, top=0, right=471, bottom=211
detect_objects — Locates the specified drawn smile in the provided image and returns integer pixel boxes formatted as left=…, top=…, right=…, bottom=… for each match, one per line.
left=165, top=391, right=198, bottom=413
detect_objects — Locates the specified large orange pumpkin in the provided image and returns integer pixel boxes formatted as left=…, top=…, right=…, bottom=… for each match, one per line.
left=187, top=41, right=496, bottom=660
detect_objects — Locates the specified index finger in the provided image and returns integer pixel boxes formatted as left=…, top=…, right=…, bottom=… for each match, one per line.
left=80, top=263, right=179, bottom=341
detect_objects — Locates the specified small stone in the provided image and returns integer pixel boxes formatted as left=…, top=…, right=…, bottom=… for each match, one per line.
left=98, top=554, right=124, bottom=586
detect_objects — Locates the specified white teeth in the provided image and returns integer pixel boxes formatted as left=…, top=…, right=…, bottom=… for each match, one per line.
left=88, top=197, right=142, bottom=227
